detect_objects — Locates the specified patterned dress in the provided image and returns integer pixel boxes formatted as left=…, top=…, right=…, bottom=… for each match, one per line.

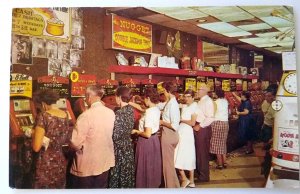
left=33, top=111, right=72, bottom=189
left=109, top=105, right=135, bottom=188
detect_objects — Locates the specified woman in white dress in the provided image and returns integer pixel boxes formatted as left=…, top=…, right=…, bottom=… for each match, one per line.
left=175, top=89, right=197, bottom=188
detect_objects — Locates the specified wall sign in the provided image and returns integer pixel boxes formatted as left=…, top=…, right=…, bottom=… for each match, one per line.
left=12, top=8, right=71, bottom=41
left=71, top=74, right=97, bottom=97
left=10, top=73, right=32, bottom=98
left=37, top=75, right=69, bottom=97
left=104, top=14, right=152, bottom=54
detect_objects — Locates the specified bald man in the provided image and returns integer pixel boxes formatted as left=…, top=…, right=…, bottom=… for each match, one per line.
left=193, top=84, right=214, bottom=182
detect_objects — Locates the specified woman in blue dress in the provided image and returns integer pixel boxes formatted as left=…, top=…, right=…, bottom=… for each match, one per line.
left=233, top=91, right=254, bottom=154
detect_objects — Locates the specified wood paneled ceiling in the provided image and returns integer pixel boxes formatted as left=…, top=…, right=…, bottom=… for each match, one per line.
left=105, top=6, right=295, bottom=57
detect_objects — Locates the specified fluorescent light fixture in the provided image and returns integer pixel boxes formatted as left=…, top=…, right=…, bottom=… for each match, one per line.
left=222, top=31, right=252, bottom=37
left=237, top=23, right=272, bottom=31
left=195, top=6, right=254, bottom=22
left=147, top=7, right=207, bottom=20
left=260, top=16, right=294, bottom=28
left=199, top=22, right=251, bottom=37
left=240, top=37, right=275, bottom=44
left=240, top=6, right=282, bottom=17
left=278, top=41, right=294, bottom=47
left=256, top=32, right=281, bottom=38
left=252, top=43, right=278, bottom=48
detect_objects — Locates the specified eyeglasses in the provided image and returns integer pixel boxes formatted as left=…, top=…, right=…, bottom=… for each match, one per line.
left=184, top=95, right=192, bottom=98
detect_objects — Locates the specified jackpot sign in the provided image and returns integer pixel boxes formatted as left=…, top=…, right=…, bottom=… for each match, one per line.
left=112, top=15, right=152, bottom=53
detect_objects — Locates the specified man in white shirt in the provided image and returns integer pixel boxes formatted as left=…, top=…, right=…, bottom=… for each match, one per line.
left=261, top=88, right=276, bottom=149
left=193, top=84, right=214, bottom=182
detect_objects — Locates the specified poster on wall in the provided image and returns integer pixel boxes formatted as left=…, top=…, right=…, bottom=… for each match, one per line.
left=185, top=78, right=196, bottom=92
left=71, top=35, right=85, bottom=50
left=222, top=80, right=231, bottom=92
left=48, top=58, right=62, bottom=76
left=70, top=50, right=82, bottom=67
left=10, top=73, right=32, bottom=98
left=32, top=37, right=46, bottom=58
left=11, top=34, right=32, bottom=65
left=71, top=8, right=83, bottom=20
left=46, top=40, right=58, bottom=58
left=108, top=15, right=152, bottom=53
left=58, top=42, right=70, bottom=60
left=71, top=19, right=83, bottom=36
left=12, top=8, right=71, bottom=41
left=277, top=127, right=299, bottom=154
left=61, top=59, right=72, bottom=77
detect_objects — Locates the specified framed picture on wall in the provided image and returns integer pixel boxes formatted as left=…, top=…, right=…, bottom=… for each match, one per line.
left=32, top=37, right=46, bottom=58
left=71, top=19, right=83, bottom=36
left=71, top=7, right=83, bottom=20
left=58, top=42, right=71, bottom=60
left=71, top=36, right=85, bottom=50
left=46, top=40, right=58, bottom=59
left=48, top=58, right=62, bottom=76
left=70, top=49, right=82, bottom=67
left=60, top=59, right=72, bottom=77
left=11, top=34, right=32, bottom=65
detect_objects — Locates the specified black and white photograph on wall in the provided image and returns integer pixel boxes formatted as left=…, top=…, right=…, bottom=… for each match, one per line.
left=58, top=42, right=70, bottom=60
left=11, top=34, right=32, bottom=65
left=70, top=49, right=82, bottom=67
left=71, top=35, right=85, bottom=50
left=48, top=58, right=62, bottom=76
left=60, top=59, right=72, bottom=77
left=32, top=37, right=46, bottom=58
left=71, top=19, right=83, bottom=36
left=71, top=7, right=83, bottom=20
left=46, top=40, right=58, bottom=59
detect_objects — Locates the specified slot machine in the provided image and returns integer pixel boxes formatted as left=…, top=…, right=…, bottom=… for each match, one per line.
left=37, top=75, right=76, bottom=125
left=71, top=72, right=96, bottom=117
left=99, top=78, right=119, bottom=111
left=272, top=52, right=299, bottom=173
left=121, top=78, right=142, bottom=123
left=9, top=73, right=36, bottom=188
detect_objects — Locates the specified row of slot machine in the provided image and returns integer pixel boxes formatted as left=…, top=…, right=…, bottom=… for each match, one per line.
left=9, top=73, right=178, bottom=187
left=9, top=72, right=267, bottom=187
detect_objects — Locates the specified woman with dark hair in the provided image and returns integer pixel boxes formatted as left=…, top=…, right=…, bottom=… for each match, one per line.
left=109, top=86, right=135, bottom=188
left=160, top=82, right=180, bottom=188
left=233, top=91, right=254, bottom=154
left=32, top=89, right=72, bottom=188
left=174, top=89, right=197, bottom=188
left=210, top=89, right=229, bottom=169
left=131, top=87, right=162, bottom=188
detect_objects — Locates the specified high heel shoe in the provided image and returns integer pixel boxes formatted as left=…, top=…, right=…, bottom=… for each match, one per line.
left=216, top=165, right=223, bottom=170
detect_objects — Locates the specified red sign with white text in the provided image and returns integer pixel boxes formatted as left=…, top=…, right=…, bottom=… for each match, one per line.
left=71, top=74, right=96, bottom=97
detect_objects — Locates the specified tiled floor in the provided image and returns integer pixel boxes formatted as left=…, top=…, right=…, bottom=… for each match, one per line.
left=194, top=143, right=267, bottom=188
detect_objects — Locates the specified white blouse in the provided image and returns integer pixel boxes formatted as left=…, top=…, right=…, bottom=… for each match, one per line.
left=162, top=97, right=180, bottom=131
left=138, top=106, right=161, bottom=134
left=181, top=102, right=198, bottom=120
left=214, top=98, right=229, bottom=122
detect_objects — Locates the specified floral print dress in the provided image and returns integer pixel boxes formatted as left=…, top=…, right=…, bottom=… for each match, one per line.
left=109, top=105, right=135, bottom=188
left=33, top=111, right=72, bottom=189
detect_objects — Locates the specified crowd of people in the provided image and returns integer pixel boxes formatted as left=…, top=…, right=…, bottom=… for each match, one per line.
left=29, top=82, right=264, bottom=189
